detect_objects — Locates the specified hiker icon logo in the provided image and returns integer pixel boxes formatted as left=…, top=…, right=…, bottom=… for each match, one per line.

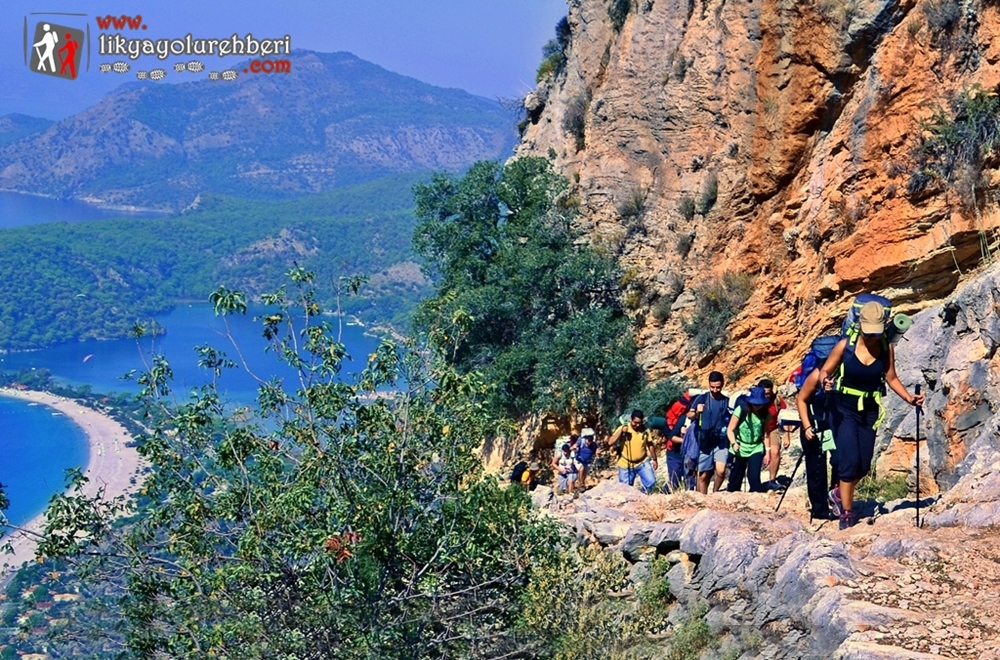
left=26, top=18, right=87, bottom=80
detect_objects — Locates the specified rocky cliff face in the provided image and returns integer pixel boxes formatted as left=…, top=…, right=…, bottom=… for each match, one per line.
left=519, top=0, right=1000, bottom=386
left=877, top=262, right=999, bottom=494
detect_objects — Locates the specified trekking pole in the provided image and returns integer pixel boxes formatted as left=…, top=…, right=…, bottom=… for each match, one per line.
left=774, top=449, right=805, bottom=513
left=914, top=384, right=922, bottom=528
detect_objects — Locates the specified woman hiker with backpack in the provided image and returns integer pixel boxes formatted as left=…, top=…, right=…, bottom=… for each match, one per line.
left=794, top=359, right=839, bottom=521
left=810, top=300, right=925, bottom=529
left=725, top=386, right=772, bottom=493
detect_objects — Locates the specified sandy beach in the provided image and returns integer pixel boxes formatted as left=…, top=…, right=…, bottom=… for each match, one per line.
left=0, top=388, right=145, bottom=578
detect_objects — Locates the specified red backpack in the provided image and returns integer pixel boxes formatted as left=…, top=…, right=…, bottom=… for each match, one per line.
left=665, top=391, right=695, bottom=432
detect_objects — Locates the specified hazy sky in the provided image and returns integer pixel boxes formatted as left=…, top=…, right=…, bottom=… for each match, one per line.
left=1, top=0, right=568, bottom=119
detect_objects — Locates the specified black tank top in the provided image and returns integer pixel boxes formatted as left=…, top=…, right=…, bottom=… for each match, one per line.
left=840, top=340, right=887, bottom=393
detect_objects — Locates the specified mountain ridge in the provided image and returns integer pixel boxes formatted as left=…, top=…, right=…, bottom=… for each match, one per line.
left=0, top=50, right=517, bottom=211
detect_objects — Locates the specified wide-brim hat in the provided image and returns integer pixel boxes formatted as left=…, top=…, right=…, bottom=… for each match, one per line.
left=746, top=386, right=769, bottom=407
left=528, top=461, right=541, bottom=471
left=859, top=300, right=886, bottom=335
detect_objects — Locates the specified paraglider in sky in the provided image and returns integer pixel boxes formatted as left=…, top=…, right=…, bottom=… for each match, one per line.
left=83, top=354, right=93, bottom=363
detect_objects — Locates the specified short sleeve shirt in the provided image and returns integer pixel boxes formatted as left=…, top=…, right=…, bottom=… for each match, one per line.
left=732, top=406, right=766, bottom=457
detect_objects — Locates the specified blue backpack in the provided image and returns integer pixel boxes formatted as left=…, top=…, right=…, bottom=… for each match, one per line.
left=681, top=422, right=700, bottom=472
left=693, top=392, right=732, bottom=452
left=792, top=335, right=841, bottom=393
left=840, top=292, right=893, bottom=341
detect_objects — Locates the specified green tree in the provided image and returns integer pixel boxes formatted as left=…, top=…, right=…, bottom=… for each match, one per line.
left=412, top=157, right=639, bottom=423
left=38, top=272, right=565, bottom=659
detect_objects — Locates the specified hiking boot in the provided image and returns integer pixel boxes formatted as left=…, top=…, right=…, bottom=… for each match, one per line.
left=828, top=487, right=843, bottom=518
left=838, top=509, right=857, bottom=530
left=811, top=508, right=835, bottom=522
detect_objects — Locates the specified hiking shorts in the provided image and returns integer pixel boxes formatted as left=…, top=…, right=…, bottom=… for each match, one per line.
left=832, top=393, right=879, bottom=481
left=697, top=445, right=729, bottom=472
left=618, top=461, right=656, bottom=493
left=558, top=472, right=578, bottom=491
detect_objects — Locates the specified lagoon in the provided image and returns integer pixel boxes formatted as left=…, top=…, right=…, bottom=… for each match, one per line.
left=0, top=303, right=384, bottom=530
left=0, top=191, right=165, bottom=229
left=1, top=303, right=383, bottom=403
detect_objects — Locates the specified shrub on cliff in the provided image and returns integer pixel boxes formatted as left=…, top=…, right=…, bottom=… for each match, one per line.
left=678, top=195, right=696, bottom=222
left=536, top=17, right=571, bottom=82
left=697, top=173, right=719, bottom=216
left=682, top=271, right=754, bottom=354
left=909, top=84, right=1000, bottom=212
left=564, top=93, right=590, bottom=151
left=609, top=0, right=631, bottom=32
left=537, top=39, right=567, bottom=82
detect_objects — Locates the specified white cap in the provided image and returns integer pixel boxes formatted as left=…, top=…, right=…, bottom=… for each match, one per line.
left=580, top=427, right=596, bottom=437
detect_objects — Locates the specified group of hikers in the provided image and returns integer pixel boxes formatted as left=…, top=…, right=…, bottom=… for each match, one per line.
left=514, top=294, right=925, bottom=530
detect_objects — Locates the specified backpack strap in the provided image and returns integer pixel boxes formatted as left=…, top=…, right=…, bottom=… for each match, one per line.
left=835, top=334, right=889, bottom=428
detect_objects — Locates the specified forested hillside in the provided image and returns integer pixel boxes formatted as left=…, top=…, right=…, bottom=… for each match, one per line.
left=0, top=114, right=52, bottom=147
left=0, top=173, right=428, bottom=350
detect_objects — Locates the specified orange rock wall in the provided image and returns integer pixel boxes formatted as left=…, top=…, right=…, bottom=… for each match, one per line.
left=519, top=0, right=1000, bottom=386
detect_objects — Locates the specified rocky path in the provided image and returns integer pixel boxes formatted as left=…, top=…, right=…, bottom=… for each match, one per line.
left=535, top=477, right=1000, bottom=659
left=845, top=523, right=1000, bottom=659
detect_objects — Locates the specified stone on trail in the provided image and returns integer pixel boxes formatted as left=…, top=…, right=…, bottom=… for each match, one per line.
left=835, top=641, right=951, bottom=659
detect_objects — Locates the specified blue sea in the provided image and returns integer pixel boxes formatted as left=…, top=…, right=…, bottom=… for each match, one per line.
left=0, top=191, right=164, bottom=229
left=0, top=396, right=88, bottom=528
left=0, top=304, right=383, bottom=537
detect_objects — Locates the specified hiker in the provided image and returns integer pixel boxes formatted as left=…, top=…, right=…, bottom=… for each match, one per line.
left=511, top=459, right=541, bottom=491
left=663, top=414, right=688, bottom=491
left=689, top=371, right=729, bottom=494
left=795, top=370, right=838, bottom=520
left=576, top=428, right=598, bottom=489
left=606, top=410, right=658, bottom=493
left=759, top=379, right=789, bottom=483
left=816, top=300, right=924, bottom=529
left=662, top=389, right=698, bottom=491
left=552, top=443, right=580, bottom=495
left=726, top=386, right=771, bottom=492
left=524, top=461, right=541, bottom=490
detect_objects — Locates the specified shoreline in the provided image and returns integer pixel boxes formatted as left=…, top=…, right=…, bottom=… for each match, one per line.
left=0, top=187, right=174, bottom=215
left=0, top=388, right=145, bottom=579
